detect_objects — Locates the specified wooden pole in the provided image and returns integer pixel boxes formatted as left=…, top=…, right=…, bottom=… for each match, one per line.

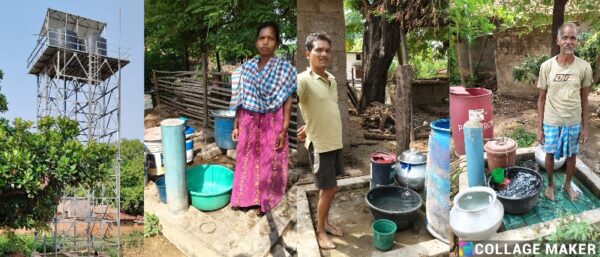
left=202, top=53, right=209, bottom=129
left=152, top=70, right=160, bottom=106
left=396, top=65, right=413, bottom=154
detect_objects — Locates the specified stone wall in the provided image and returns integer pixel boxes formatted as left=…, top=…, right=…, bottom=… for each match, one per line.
left=494, top=26, right=552, bottom=97
left=457, top=34, right=497, bottom=87
left=412, top=79, right=450, bottom=105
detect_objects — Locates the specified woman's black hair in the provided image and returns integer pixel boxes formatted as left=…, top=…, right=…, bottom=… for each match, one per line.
left=256, top=21, right=281, bottom=44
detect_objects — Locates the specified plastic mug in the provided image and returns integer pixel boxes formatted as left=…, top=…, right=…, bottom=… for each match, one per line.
left=491, top=168, right=505, bottom=184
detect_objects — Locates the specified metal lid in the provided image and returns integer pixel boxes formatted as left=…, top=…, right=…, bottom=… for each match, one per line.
left=212, top=110, right=236, bottom=118
left=449, top=86, right=469, bottom=95
left=484, top=137, right=517, bottom=153
left=144, top=127, right=161, bottom=142
left=370, top=152, right=396, bottom=164
left=398, top=149, right=427, bottom=165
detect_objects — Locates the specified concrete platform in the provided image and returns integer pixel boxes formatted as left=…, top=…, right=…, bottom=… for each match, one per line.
left=144, top=184, right=296, bottom=257
left=296, top=176, right=449, bottom=257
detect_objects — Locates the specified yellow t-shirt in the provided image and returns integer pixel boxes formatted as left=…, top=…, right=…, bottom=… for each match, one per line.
left=297, top=69, right=343, bottom=153
left=537, top=56, right=592, bottom=126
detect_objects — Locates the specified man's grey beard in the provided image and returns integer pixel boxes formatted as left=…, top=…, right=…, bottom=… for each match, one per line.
left=562, top=45, right=574, bottom=54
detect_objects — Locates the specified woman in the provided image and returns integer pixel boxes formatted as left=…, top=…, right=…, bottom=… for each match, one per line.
left=229, top=21, right=296, bottom=214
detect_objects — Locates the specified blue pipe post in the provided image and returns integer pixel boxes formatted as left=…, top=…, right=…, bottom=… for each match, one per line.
left=161, top=118, right=188, bottom=214
left=464, top=119, right=486, bottom=187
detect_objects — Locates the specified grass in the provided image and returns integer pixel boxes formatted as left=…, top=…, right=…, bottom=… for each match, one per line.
left=0, top=231, right=54, bottom=256
left=508, top=126, right=537, bottom=148
left=450, top=156, right=464, bottom=201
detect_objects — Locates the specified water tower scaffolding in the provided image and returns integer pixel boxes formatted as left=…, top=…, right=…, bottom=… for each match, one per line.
left=27, top=8, right=130, bottom=256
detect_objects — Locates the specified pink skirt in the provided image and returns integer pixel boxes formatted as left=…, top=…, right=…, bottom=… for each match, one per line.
left=229, top=107, right=288, bottom=212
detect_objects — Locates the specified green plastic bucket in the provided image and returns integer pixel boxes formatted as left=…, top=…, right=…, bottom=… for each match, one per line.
left=372, top=219, right=397, bottom=251
left=186, top=164, right=234, bottom=211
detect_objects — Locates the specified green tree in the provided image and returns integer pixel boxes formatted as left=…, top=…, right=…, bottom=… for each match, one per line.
left=449, top=0, right=513, bottom=86
left=347, top=0, right=448, bottom=112
left=144, top=0, right=296, bottom=91
left=0, top=116, right=115, bottom=230
left=119, top=139, right=144, bottom=216
left=344, top=0, right=364, bottom=51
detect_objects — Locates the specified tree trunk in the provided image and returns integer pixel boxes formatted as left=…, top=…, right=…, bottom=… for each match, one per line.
left=594, top=52, right=600, bottom=85
left=183, top=44, right=190, bottom=71
left=455, top=36, right=466, bottom=86
left=357, top=1, right=401, bottom=113
left=551, top=0, right=569, bottom=56
left=467, top=42, right=474, bottom=86
left=216, top=51, right=222, bottom=72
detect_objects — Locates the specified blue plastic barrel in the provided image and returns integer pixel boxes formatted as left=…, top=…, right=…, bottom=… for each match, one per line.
left=425, top=119, right=450, bottom=244
left=213, top=110, right=237, bottom=149
left=464, top=120, right=485, bottom=187
left=185, top=126, right=195, bottom=163
left=370, top=152, right=396, bottom=188
left=155, top=176, right=167, bottom=204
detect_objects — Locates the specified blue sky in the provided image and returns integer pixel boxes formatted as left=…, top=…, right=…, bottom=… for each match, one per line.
left=0, top=0, right=143, bottom=140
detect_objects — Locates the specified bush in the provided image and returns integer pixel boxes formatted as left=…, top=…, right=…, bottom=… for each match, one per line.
left=508, top=126, right=537, bottom=147
left=0, top=117, right=115, bottom=230
left=119, top=139, right=144, bottom=216
left=512, top=55, right=549, bottom=86
left=144, top=212, right=162, bottom=237
left=0, top=232, right=54, bottom=256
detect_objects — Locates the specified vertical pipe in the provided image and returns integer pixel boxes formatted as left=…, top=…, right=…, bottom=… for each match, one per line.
left=464, top=119, right=485, bottom=187
left=161, top=118, right=188, bottom=214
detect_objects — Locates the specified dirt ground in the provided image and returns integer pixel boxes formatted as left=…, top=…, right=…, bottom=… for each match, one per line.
left=136, top=235, right=187, bottom=257
left=308, top=187, right=432, bottom=257
left=492, top=92, right=600, bottom=173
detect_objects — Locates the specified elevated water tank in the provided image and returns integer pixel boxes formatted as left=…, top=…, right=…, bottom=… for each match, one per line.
left=48, top=28, right=78, bottom=50
left=86, top=34, right=107, bottom=56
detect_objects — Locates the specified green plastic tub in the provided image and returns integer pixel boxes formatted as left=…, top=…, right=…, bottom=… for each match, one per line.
left=186, top=164, right=234, bottom=211
left=372, top=219, right=397, bottom=251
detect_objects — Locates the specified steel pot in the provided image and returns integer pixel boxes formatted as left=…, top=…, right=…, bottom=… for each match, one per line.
left=535, top=144, right=566, bottom=170
left=449, top=186, right=504, bottom=240
left=394, top=149, right=426, bottom=190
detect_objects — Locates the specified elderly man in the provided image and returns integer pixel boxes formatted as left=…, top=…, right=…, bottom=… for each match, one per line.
left=537, top=22, right=592, bottom=201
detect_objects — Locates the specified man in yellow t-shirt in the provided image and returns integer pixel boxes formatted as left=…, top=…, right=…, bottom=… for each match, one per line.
left=537, top=22, right=592, bottom=201
left=297, top=32, right=344, bottom=250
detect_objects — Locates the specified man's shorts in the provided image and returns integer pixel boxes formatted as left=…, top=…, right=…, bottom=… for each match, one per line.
left=543, top=123, right=581, bottom=159
left=308, top=143, right=344, bottom=189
